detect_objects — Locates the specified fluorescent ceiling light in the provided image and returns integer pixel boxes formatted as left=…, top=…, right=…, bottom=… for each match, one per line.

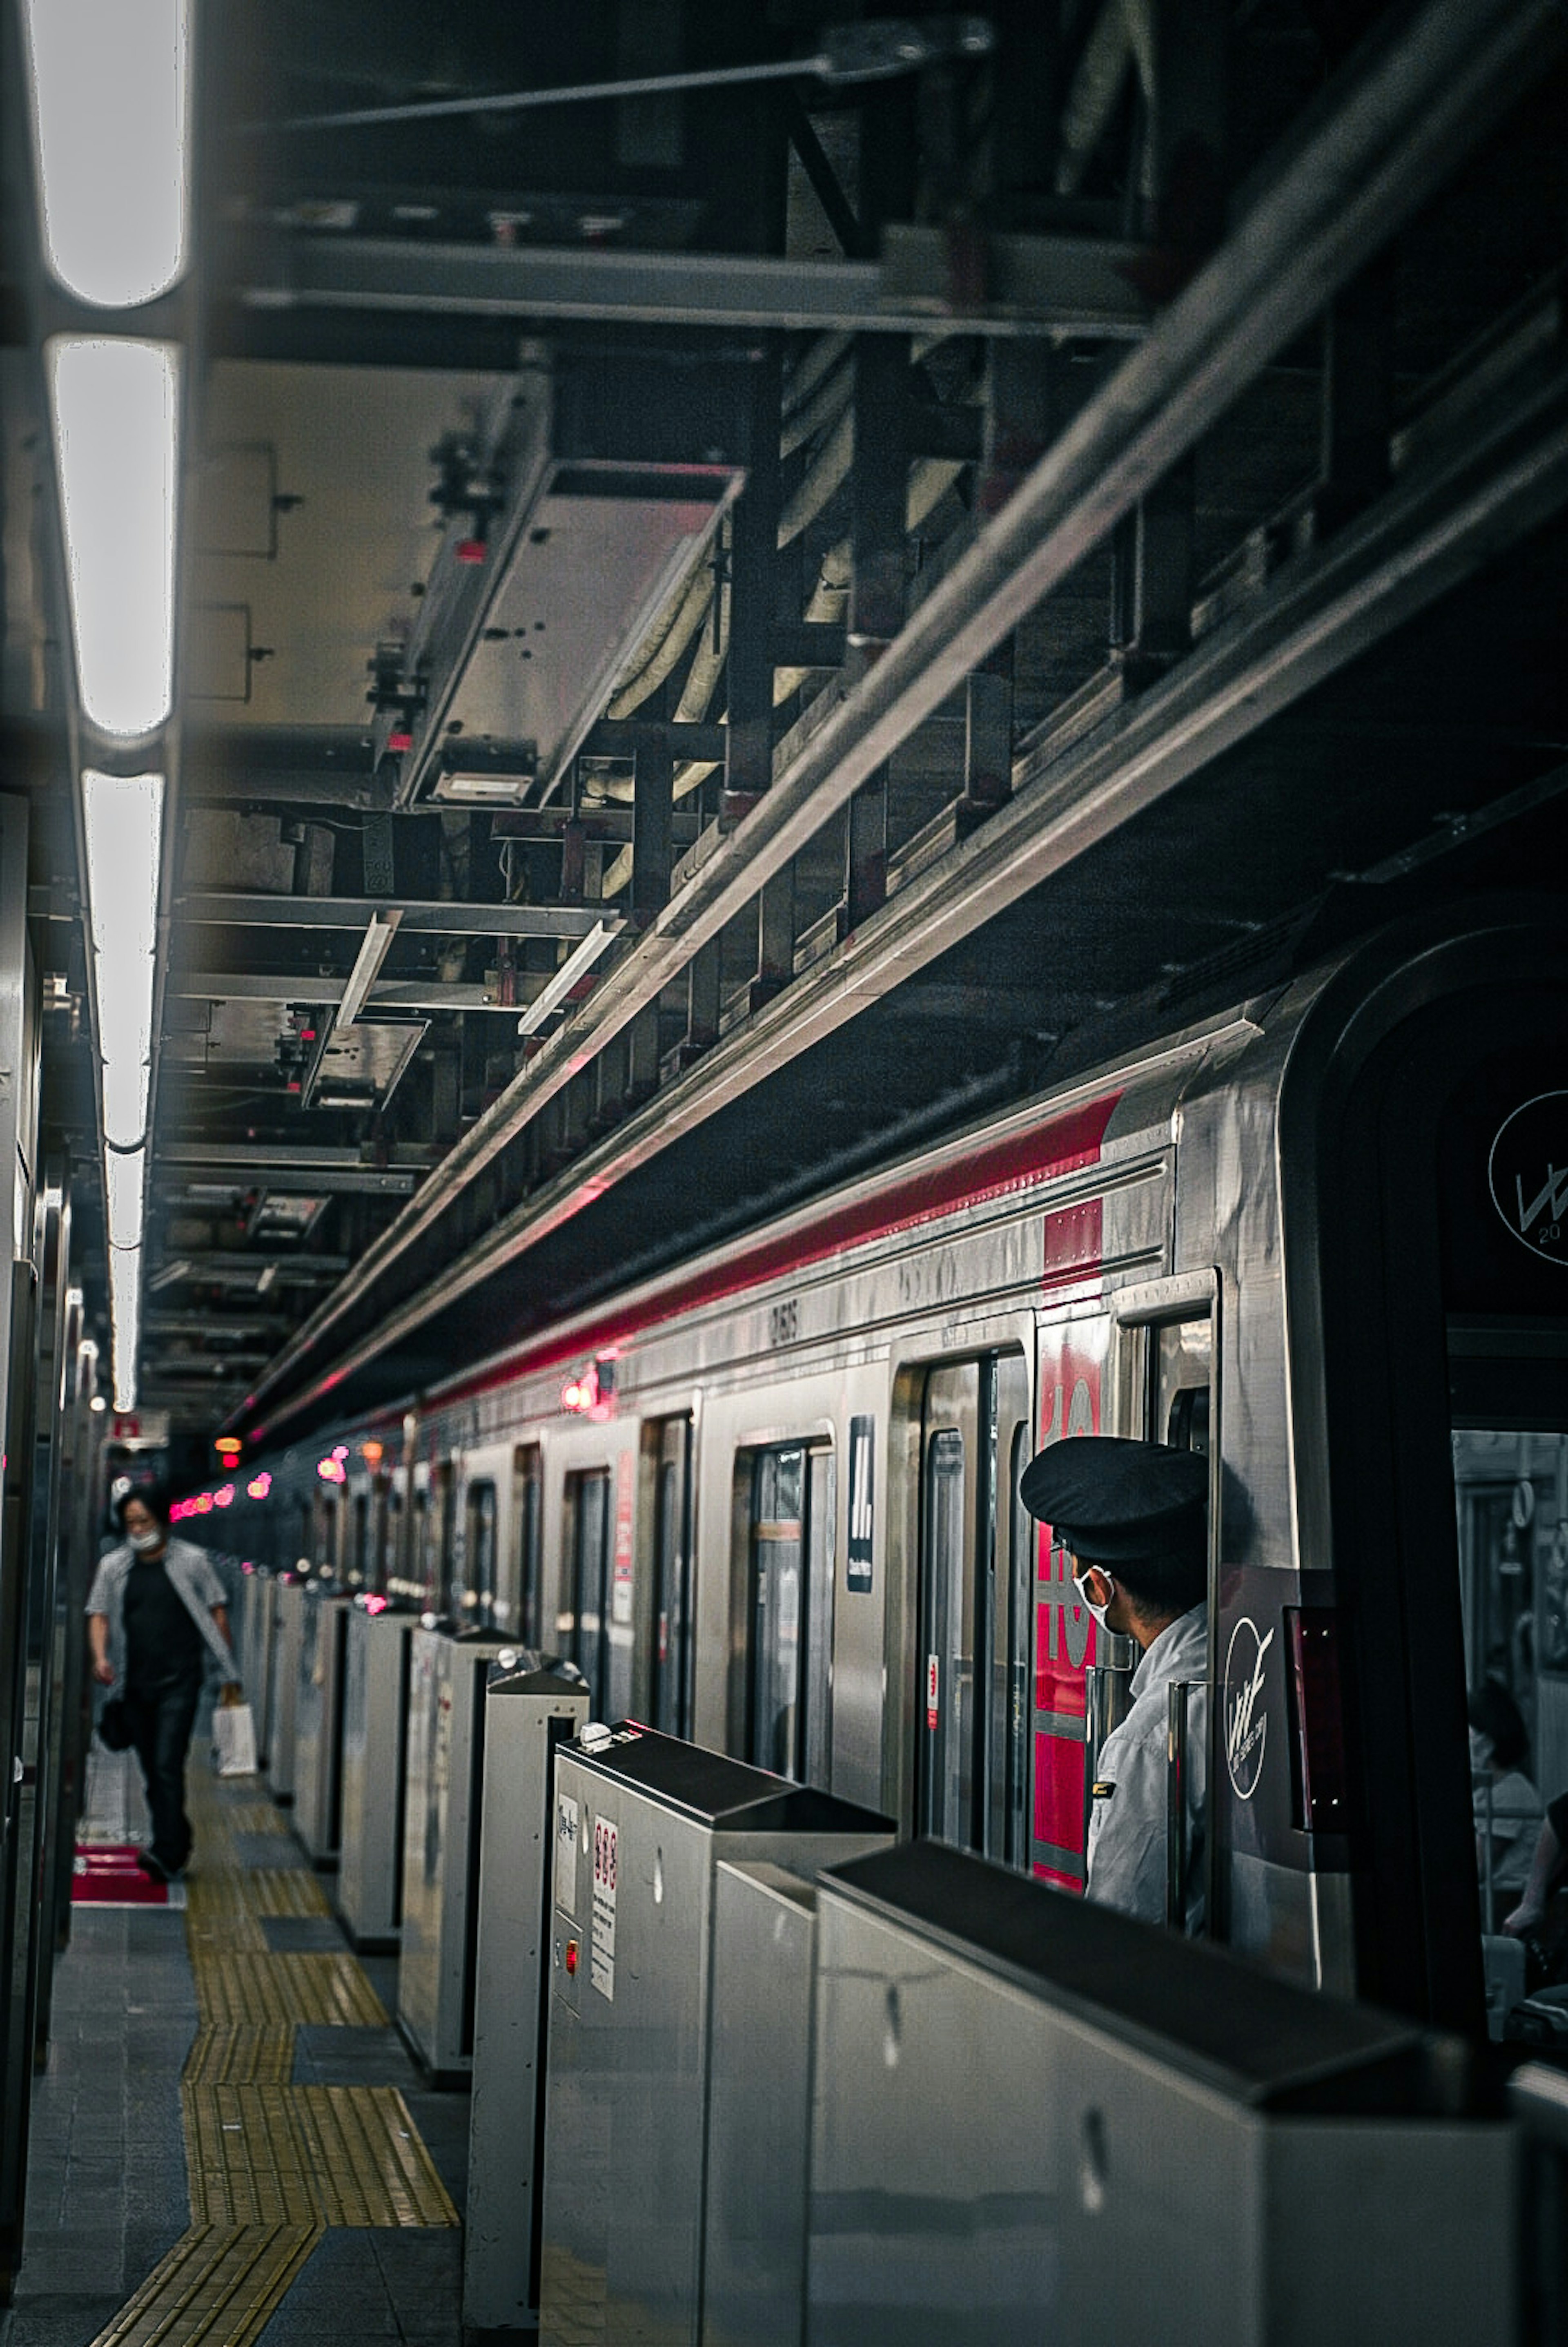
left=108, top=1231, right=143, bottom=1411
left=105, top=1146, right=147, bottom=1252
left=22, top=0, right=191, bottom=309
left=49, top=339, right=179, bottom=740
left=82, top=770, right=164, bottom=1147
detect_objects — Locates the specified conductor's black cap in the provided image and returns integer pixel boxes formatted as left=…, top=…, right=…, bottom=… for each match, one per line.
left=1017, top=1435, right=1207, bottom=1564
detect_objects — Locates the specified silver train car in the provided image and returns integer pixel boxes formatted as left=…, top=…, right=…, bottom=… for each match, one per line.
left=198, top=900, right=1568, bottom=2036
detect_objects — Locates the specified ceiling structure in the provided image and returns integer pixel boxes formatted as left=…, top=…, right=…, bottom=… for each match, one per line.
left=4, top=0, right=1568, bottom=1466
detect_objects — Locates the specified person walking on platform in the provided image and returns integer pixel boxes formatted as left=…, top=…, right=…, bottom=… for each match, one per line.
left=86, top=1488, right=242, bottom=1881
left=1020, top=1435, right=1209, bottom=1929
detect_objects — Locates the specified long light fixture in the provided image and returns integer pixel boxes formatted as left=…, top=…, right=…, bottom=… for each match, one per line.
left=108, top=1239, right=143, bottom=1412
left=82, top=771, right=164, bottom=1146
left=48, top=337, right=180, bottom=740
left=84, top=770, right=165, bottom=1410
left=21, top=0, right=192, bottom=310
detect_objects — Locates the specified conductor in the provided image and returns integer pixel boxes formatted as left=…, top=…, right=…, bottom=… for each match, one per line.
left=1020, top=1435, right=1209, bottom=1929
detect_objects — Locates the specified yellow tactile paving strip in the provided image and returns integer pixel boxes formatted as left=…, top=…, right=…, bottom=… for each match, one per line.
left=93, top=2225, right=321, bottom=2347
left=194, top=1950, right=390, bottom=2028
left=84, top=1762, right=457, bottom=2347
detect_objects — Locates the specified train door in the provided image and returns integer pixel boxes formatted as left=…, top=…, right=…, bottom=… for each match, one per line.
left=1300, top=935, right=1568, bottom=2031
left=462, top=1481, right=499, bottom=1628
left=915, top=1354, right=1031, bottom=1858
left=648, top=1417, right=695, bottom=1737
left=742, top=1441, right=835, bottom=1784
left=513, top=1445, right=542, bottom=1642
left=563, top=1467, right=612, bottom=1714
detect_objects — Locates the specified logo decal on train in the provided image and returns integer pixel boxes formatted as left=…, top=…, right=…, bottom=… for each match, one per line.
left=1224, top=1616, right=1274, bottom=1801
left=1488, top=1091, right=1568, bottom=1265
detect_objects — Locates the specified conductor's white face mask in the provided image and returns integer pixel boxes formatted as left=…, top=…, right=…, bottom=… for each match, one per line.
left=129, top=1528, right=163, bottom=1555
left=1072, top=1568, right=1115, bottom=1632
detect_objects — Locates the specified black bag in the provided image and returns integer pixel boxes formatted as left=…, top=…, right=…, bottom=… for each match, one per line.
left=98, top=1697, right=134, bottom=1752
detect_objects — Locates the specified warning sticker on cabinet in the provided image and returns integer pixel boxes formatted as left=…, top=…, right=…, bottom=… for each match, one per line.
left=554, top=1791, right=580, bottom=1919
left=591, top=1815, right=618, bottom=2001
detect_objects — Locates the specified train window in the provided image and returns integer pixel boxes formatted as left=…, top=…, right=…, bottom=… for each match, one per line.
left=349, top=1493, right=369, bottom=1588
left=411, top=1486, right=431, bottom=1604
left=650, top=1417, right=694, bottom=1739
left=564, top=1469, right=612, bottom=1716
left=315, top=1491, right=339, bottom=1578
left=514, top=1446, right=542, bottom=1644
left=1453, top=1426, right=1565, bottom=1931
left=745, top=1443, right=835, bottom=1784
left=434, top=1465, right=456, bottom=1611
left=464, top=1482, right=499, bottom=1628
left=918, top=1354, right=1032, bottom=1862
left=372, top=1474, right=394, bottom=1596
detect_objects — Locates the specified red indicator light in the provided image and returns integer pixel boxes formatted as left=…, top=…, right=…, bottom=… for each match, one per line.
left=387, top=728, right=414, bottom=752
left=300, top=1028, right=317, bottom=1042
left=565, top=1939, right=579, bottom=1976
left=454, top=538, right=486, bottom=565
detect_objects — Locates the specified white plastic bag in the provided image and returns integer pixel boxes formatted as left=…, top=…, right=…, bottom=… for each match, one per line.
left=212, top=1700, right=258, bottom=1777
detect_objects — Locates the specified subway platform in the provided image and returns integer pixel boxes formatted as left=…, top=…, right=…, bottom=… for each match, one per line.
left=0, top=1743, right=469, bottom=2347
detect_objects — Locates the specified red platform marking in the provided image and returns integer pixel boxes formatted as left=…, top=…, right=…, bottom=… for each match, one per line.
left=72, top=1844, right=172, bottom=1906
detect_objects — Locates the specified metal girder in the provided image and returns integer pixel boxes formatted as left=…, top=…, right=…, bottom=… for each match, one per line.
left=179, top=894, right=617, bottom=937
left=165, top=1167, right=417, bottom=1197
left=228, top=0, right=1567, bottom=1441
left=158, top=1253, right=350, bottom=1280
left=143, top=1351, right=276, bottom=1375
left=237, top=312, right=1568, bottom=1436
left=158, top=1143, right=437, bottom=1171
left=173, top=972, right=528, bottom=1012
left=230, top=223, right=1154, bottom=339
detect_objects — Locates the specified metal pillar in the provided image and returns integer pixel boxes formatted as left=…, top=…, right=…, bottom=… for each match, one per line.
left=0, top=794, right=40, bottom=2303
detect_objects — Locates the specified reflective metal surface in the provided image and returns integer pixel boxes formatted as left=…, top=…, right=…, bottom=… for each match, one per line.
left=293, top=1591, right=351, bottom=1864
left=396, top=1626, right=512, bottom=2082
left=267, top=1580, right=306, bottom=1804
left=540, top=1732, right=890, bottom=2347
left=463, top=1660, right=588, bottom=2334
left=336, top=1606, right=416, bottom=1951
left=808, top=1843, right=1512, bottom=2346
left=703, top=1863, right=818, bottom=2347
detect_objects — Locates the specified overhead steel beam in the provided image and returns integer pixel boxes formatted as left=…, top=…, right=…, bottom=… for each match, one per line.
left=232, top=0, right=1566, bottom=1435
left=164, top=1168, right=417, bottom=1197
left=232, top=223, right=1154, bottom=339
left=173, top=972, right=525, bottom=1012
left=179, top=894, right=618, bottom=938
left=238, top=312, right=1568, bottom=1437
left=156, top=1253, right=350, bottom=1282
left=158, top=1142, right=437, bottom=1171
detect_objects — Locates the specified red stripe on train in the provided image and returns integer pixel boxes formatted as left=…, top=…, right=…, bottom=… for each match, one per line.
left=424, top=1091, right=1123, bottom=1418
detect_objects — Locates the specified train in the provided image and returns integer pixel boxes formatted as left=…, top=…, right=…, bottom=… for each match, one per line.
left=180, top=896, right=1568, bottom=2040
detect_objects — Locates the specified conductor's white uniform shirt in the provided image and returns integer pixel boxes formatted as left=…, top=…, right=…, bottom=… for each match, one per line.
left=1085, top=1602, right=1207, bottom=1928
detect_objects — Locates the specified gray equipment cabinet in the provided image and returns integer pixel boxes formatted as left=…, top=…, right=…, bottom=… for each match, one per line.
left=294, top=1588, right=351, bottom=1865
left=337, top=1601, right=417, bottom=1951
left=267, top=1575, right=306, bottom=1803
left=809, top=1842, right=1517, bottom=2347
left=704, top=1862, right=821, bottom=2347
left=396, top=1624, right=513, bottom=2084
left=240, top=1568, right=277, bottom=1768
left=540, top=1731, right=893, bottom=2347
left=463, top=1658, right=590, bottom=2336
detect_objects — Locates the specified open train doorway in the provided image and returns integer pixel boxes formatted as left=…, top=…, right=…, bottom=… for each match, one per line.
left=915, top=1353, right=1031, bottom=1864
left=737, top=1439, right=835, bottom=1787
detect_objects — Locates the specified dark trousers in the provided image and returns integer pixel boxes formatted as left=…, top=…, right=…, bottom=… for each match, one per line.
left=122, top=1677, right=203, bottom=1868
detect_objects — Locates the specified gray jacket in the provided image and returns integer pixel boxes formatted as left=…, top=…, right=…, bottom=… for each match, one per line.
left=86, top=1538, right=240, bottom=1691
